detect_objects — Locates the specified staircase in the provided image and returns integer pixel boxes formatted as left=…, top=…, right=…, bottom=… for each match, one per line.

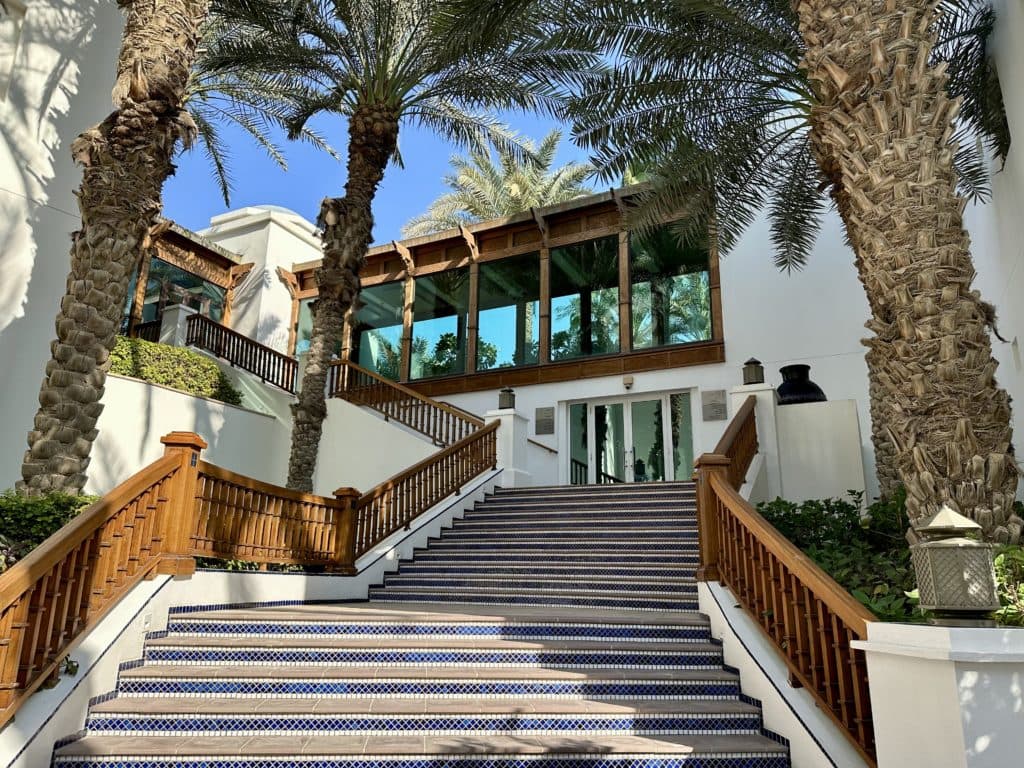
left=52, top=482, right=790, bottom=767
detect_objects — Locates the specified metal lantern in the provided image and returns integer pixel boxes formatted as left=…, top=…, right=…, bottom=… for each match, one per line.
left=742, top=358, right=765, bottom=385
left=911, top=505, right=1000, bottom=626
left=498, top=387, right=516, bottom=410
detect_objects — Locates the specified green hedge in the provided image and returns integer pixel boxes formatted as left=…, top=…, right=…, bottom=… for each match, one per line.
left=111, top=336, right=242, bottom=406
left=757, top=491, right=1024, bottom=625
left=0, top=490, right=96, bottom=571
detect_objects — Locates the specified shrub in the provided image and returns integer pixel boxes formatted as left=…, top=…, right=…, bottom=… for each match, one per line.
left=0, top=490, right=96, bottom=571
left=994, top=546, right=1024, bottom=627
left=110, top=336, right=243, bottom=406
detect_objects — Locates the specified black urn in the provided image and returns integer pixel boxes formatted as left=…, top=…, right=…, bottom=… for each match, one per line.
left=776, top=364, right=827, bottom=405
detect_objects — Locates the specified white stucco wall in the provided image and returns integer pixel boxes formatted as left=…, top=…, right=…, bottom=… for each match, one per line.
left=313, top=397, right=437, bottom=496
left=87, top=374, right=292, bottom=494
left=200, top=206, right=322, bottom=354
left=0, top=0, right=124, bottom=491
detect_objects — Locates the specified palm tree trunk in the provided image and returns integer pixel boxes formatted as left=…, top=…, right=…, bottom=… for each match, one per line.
left=18, top=0, right=208, bottom=496
left=796, top=0, right=1020, bottom=541
left=286, top=106, right=399, bottom=492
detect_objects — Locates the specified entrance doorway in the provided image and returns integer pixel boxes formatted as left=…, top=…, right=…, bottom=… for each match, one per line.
left=567, top=393, right=694, bottom=484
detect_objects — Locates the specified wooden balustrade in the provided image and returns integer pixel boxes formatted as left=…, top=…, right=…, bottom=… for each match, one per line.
left=695, top=395, right=877, bottom=765
left=131, top=320, right=162, bottom=343
left=330, top=360, right=483, bottom=446
left=186, top=313, right=297, bottom=392
left=190, top=463, right=355, bottom=572
left=352, top=421, right=498, bottom=556
left=0, top=434, right=199, bottom=729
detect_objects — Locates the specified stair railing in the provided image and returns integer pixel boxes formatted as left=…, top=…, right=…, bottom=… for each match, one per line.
left=329, top=360, right=483, bottom=446
left=694, top=396, right=878, bottom=766
left=0, top=417, right=499, bottom=729
left=186, top=313, right=297, bottom=393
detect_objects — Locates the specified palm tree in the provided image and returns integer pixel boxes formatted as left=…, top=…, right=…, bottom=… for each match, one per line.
left=402, top=129, right=593, bottom=237
left=18, top=3, right=331, bottom=495
left=569, top=0, right=1019, bottom=540
left=205, top=0, right=600, bottom=491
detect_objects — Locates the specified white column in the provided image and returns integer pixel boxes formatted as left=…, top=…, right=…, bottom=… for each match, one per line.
left=158, top=304, right=198, bottom=347
left=485, top=408, right=532, bottom=488
left=729, top=383, right=782, bottom=499
left=853, top=623, right=1024, bottom=767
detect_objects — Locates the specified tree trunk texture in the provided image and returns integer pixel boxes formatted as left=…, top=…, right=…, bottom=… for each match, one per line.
left=18, top=0, right=208, bottom=496
left=796, top=0, right=1021, bottom=541
left=286, top=106, right=399, bottom=491
left=809, top=113, right=902, bottom=498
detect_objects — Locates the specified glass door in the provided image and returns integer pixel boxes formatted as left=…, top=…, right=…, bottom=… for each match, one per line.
left=568, top=393, right=693, bottom=484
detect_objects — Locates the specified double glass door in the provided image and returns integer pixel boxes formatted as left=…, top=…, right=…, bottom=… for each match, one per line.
left=568, top=393, right=694, bottom=484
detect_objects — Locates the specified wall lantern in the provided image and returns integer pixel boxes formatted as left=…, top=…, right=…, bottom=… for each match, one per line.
left=911, top=504, right=1000, bottom=626
left=498, top=387, right=516, bottom=410
left=743, top=358, right=765, bottom=385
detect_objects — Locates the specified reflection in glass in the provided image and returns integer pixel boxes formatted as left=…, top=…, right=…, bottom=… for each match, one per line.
left=550, top=236, right=620, bottom=360
left=569, top=402, right=589, bottom=485
left=351, top=281, right=404, bottom=379
left=631, top=225, right=712, bottom=349
left=595, top=403, right=626, bottom=484
left=630, top=399, right=665, bottom=482
left=670, top=392, right=695, bottom=481
left=141, top=257, right=227, bottom=324
left=294, top=297, right=315, bottom=355
left=411, top=269, right=470, bottom=380
left=477, top=253, right=540, bottom=370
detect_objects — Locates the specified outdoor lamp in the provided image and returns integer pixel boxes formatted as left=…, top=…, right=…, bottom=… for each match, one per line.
left=743, top=358, right=765, bottom=385
left=498, top=387, right=516, bottom=410
left=911, top=504, right=1000, bottom=626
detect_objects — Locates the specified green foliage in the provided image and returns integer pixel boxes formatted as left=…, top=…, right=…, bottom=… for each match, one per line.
left=994, top=546, right=1024, bottom=627
left=758, top=490, right=919, bottom=622
left=0, top=490, right=96, bottom=571
left=110, top=337, right=243, bottom=406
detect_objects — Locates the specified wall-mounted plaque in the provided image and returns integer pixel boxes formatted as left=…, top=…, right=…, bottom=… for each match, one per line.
left=535, top=407, right=555, bottom=435
left=701, top=390, right=728, bottom=421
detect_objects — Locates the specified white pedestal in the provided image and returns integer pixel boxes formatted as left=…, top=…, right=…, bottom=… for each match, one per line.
left=485, top=408, right=532, bottom=488
left=158, top=303, right=198, bottom=347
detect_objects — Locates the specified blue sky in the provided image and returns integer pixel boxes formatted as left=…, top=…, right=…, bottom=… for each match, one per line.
left=164, top=112, right=595, bottom=245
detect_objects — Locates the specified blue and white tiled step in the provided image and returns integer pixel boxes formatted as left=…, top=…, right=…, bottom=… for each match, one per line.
left=53, top=483, right=790, bottom=767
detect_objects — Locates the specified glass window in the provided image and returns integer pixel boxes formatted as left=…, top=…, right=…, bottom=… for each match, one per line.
left=550, top=236, right=620, bottom=360
left=631, top=225, right=712, bottom=349
left=477, top=253, right=540, bottom=370
left=294, top=298, right=315, bottom=355
left=141, top=257, right=227, bottom=324
left=0, top=0, right=26, bottom=102
left=350, top=281, right=404, bottom=380
left=410, top=269, right=470, bottom=380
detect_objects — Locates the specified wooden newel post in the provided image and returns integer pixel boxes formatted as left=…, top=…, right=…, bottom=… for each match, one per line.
left=694, top=453, right=731, bottom=582
left=330, top=487, right=360, bottom=575
left=157, top=431, right=207, bottom=578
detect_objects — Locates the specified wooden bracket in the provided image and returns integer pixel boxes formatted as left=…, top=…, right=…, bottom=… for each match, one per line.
left=530, top=207, right=548, bottom=248
left=392, top=240, right=415, bottom=275
left=459, top=225, right=480, bottom=262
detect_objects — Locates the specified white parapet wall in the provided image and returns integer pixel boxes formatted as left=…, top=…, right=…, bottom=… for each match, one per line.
left=1, top=467, right=502, bottom=768
left=854, top=622, right=1024, bottom=768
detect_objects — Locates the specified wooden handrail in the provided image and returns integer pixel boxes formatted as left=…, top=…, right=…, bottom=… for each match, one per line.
left=186, top=313, right=297, bottom=393
left=694, top=396, right=877, bottom=764
left=528, top=438, right=557, bottom=454
left=130, top=320, right=161, bottom=343
left=330, top=360, right=483, bottom=445
left=352, top=421, right=498, bottom=556
left=0, top=449, right=188, bottom=729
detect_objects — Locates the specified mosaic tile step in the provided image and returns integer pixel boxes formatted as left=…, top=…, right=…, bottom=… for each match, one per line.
left=491, top=483, right=695, bottom=497
left=419, top=538, right=696, bottom=550
left=89, top=698, right=760, bottom=718
left=458, top=512, right=694, bottom=524
left=83, top=710, right=764, bottom=737
left=378, top=577, right=696, bottom=591
left=364, top=593, right=700, bottom=612
left=391, top=565, right=697, bottom=580
left=364, top=585, right=696, bottom=599
left=55, top=732, right=788, bottom=764
left=440, top=528, right=696, bottom=536
left=139, top=644, right=723, bottom=669
left=148, top=637, right=713, bottom=653
left=407, top=551, right=699, bottom=564
left=471, top=501, right=695, bottom=513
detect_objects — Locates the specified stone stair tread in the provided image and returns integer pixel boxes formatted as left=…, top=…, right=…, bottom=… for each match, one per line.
left=149, top=636, right=713, bottom=651
left=57, top=732, right=786, bottom=757
left=120, top=664, right=739, bottom=681
left=90, top=697, right=761, bottom=716
left=172, top=602, right=707, bottom=625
